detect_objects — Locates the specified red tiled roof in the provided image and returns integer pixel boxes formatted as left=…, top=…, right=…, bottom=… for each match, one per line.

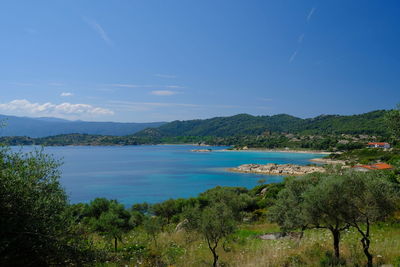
left=354, top=163, right=393, bottom=170
left=367, top=142, right=389, bottom=146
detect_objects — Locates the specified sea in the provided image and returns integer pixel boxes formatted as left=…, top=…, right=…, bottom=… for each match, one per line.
left=16, top=145, right=324, bottom=206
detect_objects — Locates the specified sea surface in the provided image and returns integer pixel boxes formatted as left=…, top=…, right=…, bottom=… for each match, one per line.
left=16, top=145, right=324, bottom=206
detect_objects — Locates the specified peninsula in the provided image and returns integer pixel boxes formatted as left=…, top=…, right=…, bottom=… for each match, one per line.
left=229, top=163, right=325, bottom=176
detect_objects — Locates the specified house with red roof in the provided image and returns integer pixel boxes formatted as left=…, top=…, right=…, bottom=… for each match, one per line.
left=353, top=163, right=394, bottom=172
left=367, top=142, right=390, bottom=149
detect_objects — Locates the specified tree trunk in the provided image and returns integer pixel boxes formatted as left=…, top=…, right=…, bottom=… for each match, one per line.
left=114, top=237, right=118, bottom=252
left=211, top=247, right=219, bottom=267
left=355, top=220, right=373, bottom=267
left=207, top=238, right=219, bottom=267
left=361, top=236, right=373, bottom=267
left=331, top=229, right=340, bottom=259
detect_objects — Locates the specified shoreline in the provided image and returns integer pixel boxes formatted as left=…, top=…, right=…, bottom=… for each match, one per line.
left=309, top=157, right=346, bottom=165
left=228, top=163, right=326, bottom=176
left=218, top=148, right=330, bottom=155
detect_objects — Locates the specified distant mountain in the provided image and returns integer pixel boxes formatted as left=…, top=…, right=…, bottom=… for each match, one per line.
left=135, top=110, right=388, bottom=138
left=0, top=114, right=166, bottom=137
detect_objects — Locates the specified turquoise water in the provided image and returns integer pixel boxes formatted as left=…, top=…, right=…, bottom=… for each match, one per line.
left=19, top=145, right=324, bottom=206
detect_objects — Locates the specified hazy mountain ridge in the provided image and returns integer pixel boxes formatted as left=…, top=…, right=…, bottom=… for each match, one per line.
left=0, top=114, right=166, bottom=137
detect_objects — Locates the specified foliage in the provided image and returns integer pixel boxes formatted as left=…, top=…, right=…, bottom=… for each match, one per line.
left=143, top=216, right=162, bottom=247
left=135, top=110, right=388, bottom=138
left=337, top=171, right=399, bottom=266
left=84, top=198, right=131, bottom=251
left=0, top=147, right=96, bottom=266
left=268, top=174, right=322, bottom=231
left=269, top=170, right=400, bottom=266
left=385, top=103, right=400, bottom=142
left=329, top=147, right=400, bottom=165
left=184, top=202, right=237, bottom=267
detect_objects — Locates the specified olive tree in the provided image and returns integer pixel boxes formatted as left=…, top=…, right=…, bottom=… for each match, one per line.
left=85, top=198, right=131, bottom=252
left=185, top=202, right=236, bottom=267
left=339, top=171, right=399, bottom=267
left=301, top=174, right=351, bottom=259
left=143, top=216, right=162, bottom=247
left=0, top=148, right=91, bottom=265
left=182, top=187, right=248, bottom=267
left=269, top=170, right=399, bottom=266
left=268, top=174, right=322, bottom=233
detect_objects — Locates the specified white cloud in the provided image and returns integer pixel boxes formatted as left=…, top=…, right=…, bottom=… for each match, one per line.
left=307, top=7, right=316, bottom=22
left=84, top=17, right=113, bottom=46
left=0, top=99, right=114, bottom=119
left=151, top=90, right=178, bottom=96
left=60, top=92, right=73, bottom=97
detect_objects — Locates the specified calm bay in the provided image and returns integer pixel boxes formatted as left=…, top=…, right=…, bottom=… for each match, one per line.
left=17, top=145, right=324, bottom=206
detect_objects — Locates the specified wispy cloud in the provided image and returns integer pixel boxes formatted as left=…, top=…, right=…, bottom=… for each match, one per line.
left=84, top=17, right=113, bottom=46
left=151, top=90, right=178, bottom=96
left=289, top=50, right=298, bottom=63
left=60, top=92, right=73, bottom=97
left=154, top=74, right=176, bottom=79
left=108, top=83, right=155, bottom=88
left=298, top=33, right=305, bottom=44
left=166, top=85, right=185, bottom=89
left=108, top=84, right=144, bottom=88
left=0, top=99, right=114, bottom=119
left=307, top=7, right=316, bottom=22
left=107, top=83, right=185, bottom=90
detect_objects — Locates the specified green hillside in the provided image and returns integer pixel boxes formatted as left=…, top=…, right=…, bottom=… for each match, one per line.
left=135, top=110, right=388, bottom=138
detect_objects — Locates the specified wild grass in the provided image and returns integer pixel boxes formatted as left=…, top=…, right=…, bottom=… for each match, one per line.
left=93, top=221, right=400, bottom=266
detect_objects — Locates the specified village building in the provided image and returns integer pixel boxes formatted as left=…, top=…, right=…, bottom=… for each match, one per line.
left=353, top=163, right=393, bottom=172
left=367, top=142, right=390, bottom=149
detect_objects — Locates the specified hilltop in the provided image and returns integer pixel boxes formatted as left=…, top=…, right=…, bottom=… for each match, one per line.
left=135, top=110, right=388, bottom=138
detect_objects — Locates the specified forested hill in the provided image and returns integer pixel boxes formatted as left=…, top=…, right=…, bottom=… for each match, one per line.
left=135, top=110, right=388, bottom=138
left=0, top=114, right=166, bottom=137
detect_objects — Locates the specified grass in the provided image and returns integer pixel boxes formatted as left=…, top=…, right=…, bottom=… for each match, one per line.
left=92, top=221, right=400, bottom=266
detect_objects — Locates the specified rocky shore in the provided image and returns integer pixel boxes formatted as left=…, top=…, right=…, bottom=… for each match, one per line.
left=191, top=149, right=212, bottom=152
left=229, top=163, right=325, bottom=176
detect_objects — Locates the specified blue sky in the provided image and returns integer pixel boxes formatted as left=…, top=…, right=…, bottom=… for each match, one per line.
left=0, top=1, right=399, bottom=122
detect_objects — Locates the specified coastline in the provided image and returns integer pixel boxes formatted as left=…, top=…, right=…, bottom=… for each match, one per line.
left=309, top=157, right=346, bottom=165
left=228, top=163, right=326, bottom=176
left=218, top=148, right=330, bottom=155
